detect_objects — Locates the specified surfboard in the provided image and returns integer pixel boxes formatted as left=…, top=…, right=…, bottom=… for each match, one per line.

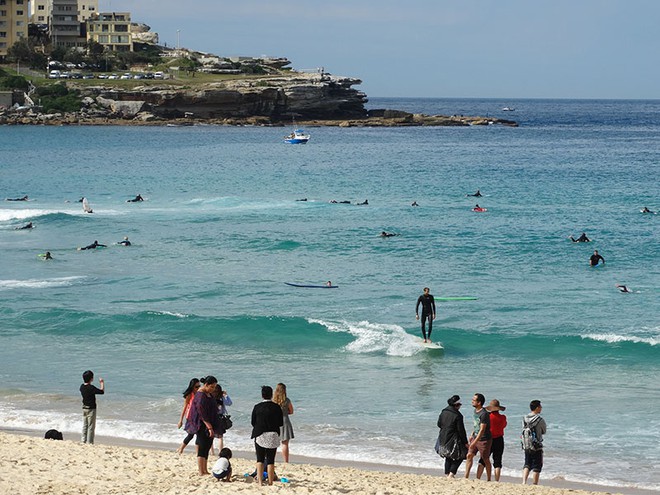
left=436, top=296, right=478, bottom=301
left=472, top=208, right=487, bottom=212
left=285, top=282, right=338, bottom=288
left=415, top=337, right=443, bottom=349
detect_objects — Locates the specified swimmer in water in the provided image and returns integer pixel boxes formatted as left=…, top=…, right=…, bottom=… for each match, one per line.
left=380, top=231, right=398, bottom=237
left=44, top=251, right=53, bottom=260
left=589, top=250, right=605, bottom=267
left=616, top=284, right=631, bottom=293
left=118, top=236, right=131, bottom=246
left=570, top=232, right=591, bottom=242
left=16, top=222, right=34, bottom=230
left=79, top=240, right=107, bottom=251
left=641, top=207, right=655, bottom=214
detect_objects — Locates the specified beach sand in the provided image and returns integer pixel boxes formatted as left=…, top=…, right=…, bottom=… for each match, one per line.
left=0, top=431, right=635, bottom=495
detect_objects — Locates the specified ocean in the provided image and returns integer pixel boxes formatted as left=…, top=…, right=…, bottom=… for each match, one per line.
left=0, top=98, right=658, bottom=491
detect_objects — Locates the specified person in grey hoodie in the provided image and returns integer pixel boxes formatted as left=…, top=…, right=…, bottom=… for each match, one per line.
left=522, top=400, right=547, bottom=485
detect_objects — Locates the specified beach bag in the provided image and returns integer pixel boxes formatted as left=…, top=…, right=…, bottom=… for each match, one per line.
left=436, top=435, right=465, bottom=460
left=521, top=417, right=541, bottom=452
left=218, top=414, right=233, bottom=431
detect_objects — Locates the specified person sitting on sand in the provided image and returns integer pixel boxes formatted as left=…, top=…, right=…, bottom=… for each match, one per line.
left=16, top=222, right=34, bottom=230
left=79, top=240, right=107, bottom=251
left=117, top=236, right=131, bottom=246
left=6, top=195, right=28, bottom=201
left=570, top=232, right=591, bottom=242
left=380, top=231, right=398, bottom=237
left=211, top=448, right=233, bottom=482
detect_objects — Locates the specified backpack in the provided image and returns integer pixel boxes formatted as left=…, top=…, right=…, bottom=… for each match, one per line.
left=521, top=417, right=541, bottom=452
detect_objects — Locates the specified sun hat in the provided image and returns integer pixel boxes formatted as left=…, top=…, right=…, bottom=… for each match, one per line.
left=486, top=399, right=506, bottom=412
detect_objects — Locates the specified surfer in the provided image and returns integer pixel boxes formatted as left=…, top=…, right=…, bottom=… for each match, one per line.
left=641, top=206, right=655, bottom=214
left=16, top=222, right=34, bottom=230
left=118, top=236, right=131, bottom=246
left=357, top=199, right=369, bottom=205
left=79, top=240, right=106, bottom=251
left=82, top=197, right=93, bottom=213
left=570, top=232, right=591, bottom=243
left=411, top=201, right=419, bottom=207
left=326, top=281, right=333, bottom=287
left=616, top=284, right=631, bottom=293
left=380, top=231, right=398, bottom=237
left=6, top=195, right=28, bottom=201
left=415, top=287, right=437, bottom=343
left=467, top=189, right=483, bottom=197
left=127, top=194, right=144, bottom=203
left=43, top=251, right=53, bottom=260
left=295, top=198, right=307, bottom=202
left=589, top=250, right=605, bottom=267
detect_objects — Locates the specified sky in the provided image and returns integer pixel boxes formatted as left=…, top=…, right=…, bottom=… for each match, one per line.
left=103, top=0, right=660, bottom=99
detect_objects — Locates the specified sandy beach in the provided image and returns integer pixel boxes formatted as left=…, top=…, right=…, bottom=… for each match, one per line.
left=0, top=430, right=637, bottom=495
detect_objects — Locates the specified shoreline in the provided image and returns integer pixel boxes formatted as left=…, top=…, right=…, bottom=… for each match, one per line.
left=2, top=427, right=654, bottom=495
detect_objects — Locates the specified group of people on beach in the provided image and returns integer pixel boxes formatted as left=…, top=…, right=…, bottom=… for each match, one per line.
left=175, top=377, right=294, bottom=485
left=436, top=393, right=546, bottom=485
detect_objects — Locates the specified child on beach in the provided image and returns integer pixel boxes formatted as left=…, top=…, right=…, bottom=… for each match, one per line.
left=80, top=370, right=104, bottom=444
left=211, top=448, right=232, bottom=481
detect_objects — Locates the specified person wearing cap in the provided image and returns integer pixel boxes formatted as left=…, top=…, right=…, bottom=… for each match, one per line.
left=477, top=399, right=508, bottom=481
left=436, top=395, right=468, bottom=478
left=464, top=393, right=492, bottom=481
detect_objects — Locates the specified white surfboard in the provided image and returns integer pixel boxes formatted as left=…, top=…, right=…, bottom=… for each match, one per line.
left=416, top=337, right=443, bottom=350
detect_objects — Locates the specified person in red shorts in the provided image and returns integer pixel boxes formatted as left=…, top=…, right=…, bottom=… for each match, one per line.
left=464, top=393, right=492, bottom=480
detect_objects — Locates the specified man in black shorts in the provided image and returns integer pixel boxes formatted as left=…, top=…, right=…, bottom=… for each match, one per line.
left=415, top=287, right=436, bottom=343
left=522, top=400, right=547, bottom=485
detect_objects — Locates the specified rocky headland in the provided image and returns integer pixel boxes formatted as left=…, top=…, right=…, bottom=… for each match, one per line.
left=1, top=72, right=517, bottom=127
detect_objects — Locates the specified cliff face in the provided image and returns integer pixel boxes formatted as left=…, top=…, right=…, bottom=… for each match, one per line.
left=77, top=73, right=368, bottom=121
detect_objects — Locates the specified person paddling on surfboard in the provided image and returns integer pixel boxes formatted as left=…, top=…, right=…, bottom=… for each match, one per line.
left=79, top=240, right=106, bottom=251
left=416, top=287, right=436, bottom=343
left=570, top=232, right=591, bottom=242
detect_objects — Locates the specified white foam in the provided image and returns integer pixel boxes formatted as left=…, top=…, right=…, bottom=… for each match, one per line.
left=309, top=318, right=424, bottom=356
left=582, top=333, right=659, bottom=346
left=0, top=276, right=86, bottom=290
left=147, top=311, right=190, bottom=318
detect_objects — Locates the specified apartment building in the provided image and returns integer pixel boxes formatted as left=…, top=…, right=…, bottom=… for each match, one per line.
left=0, top=0, right=29, bottom=59
left=51, top=0, right=85, bottom=48
left=87, top=12, right=132, bottom=52
left=30, top=1, right=98, bottom=24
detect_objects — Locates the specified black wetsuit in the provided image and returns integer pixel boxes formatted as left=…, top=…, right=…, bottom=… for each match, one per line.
left=416, top=293, right=437, bottom=340
left=571, top=234, right=590, bottom=242
left=118, top=239, right=131, bottom=246
left=590, top=254, right=605, bottom=266
left=80, top=241, right=106, bottom=250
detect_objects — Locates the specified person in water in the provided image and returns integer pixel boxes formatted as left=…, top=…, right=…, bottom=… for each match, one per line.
left=590, top=250, right=605, bottom=267
left=127, top=194, right=144, bottom=203
left=415, top=287, right=437, bottom=343
left=570, top=232, right=591, bottom=242
left=43, top=251, right=53, bottom=260
left=411, top=201, right=419, bottom=206
left=6, top=195, right=28, bottom=201
left=616, top=284, right=632, bottom=293
left=357, top=199, right=369, bottom=205
left=380, top=231, right=398, bottom=237
left=468, top=189, right=483, bottom=197
left=16, top=222, right=34, bottom=230
left=79, top=240, right=107, bottom=251
left=641, top=206, right=655, bottom=214
left=326, top=281, right=333, bottom=287
left=118, top=236, right=131, bottom=246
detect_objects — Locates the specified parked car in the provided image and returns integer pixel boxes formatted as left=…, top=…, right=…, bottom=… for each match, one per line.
left=153, top=71, right=164, bottom=79
left=120, top=73, right=132, bottom=80
left=108, top=73, right=119, bottom=79
left=48, top=70, right=61, bottom=79
left=97, top=74, right=108, bottom=79
left=82, top=73, right=95, bottom=79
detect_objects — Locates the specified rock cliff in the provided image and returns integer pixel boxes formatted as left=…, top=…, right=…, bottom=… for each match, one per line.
left=76, top=73, right=368, bottom=121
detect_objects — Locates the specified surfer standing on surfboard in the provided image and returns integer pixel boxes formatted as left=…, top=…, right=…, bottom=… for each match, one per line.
left=415, top=287, right=437, bottom=343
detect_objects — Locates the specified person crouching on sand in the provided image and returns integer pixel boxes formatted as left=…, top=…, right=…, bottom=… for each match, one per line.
left=211, top=448, right=233, bottom=482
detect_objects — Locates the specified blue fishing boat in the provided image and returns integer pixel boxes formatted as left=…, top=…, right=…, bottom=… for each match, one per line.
left=284, top=129, right=311, bottom=144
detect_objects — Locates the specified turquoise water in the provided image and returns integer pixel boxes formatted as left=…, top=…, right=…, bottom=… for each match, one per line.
left=0, top=98, right=658, bottom=490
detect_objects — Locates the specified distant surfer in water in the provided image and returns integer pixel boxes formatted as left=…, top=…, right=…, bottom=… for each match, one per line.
left=127, top=194, right=144, bottom=203
left=79, top=240, right=106, bottom=251
left=415, top=287, right=436, bottom=343
left=467, top=189, right=482, bottom=197
left=326, top=281, right=333, bottom=287
left=411, top=201, right=419, bottom=207
left=380, top=231, right=398, bottom=237
left=6, top=195, right=28, bottom=201
left=357, top=199, right=369, bottom=205
left=16, top=222, right=34, bottom=230
left=43, top=251, right=53, bottom=260
left=118, top=236, right=131, bottom=246
left=570, top=232, right=591, bottom=242
left=641, top=206, right=655, bottom=214
left=590, top=250, right=605, bottom=267
left=616, top=284, right=632, bottom=293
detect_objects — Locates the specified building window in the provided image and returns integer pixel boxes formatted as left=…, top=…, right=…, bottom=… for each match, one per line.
left=16, top=20, right=24, bottom=26
left=0, top=11, right=6, bottom=17
left=37, top=16, right=44, bottom=21
left=17, top=10, right=23, bottom=15
left=17, top=0, right=24, bottom=4
left=38, top=5, right=45, bottom=10
left=0, top=32, right=6, bottom=38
